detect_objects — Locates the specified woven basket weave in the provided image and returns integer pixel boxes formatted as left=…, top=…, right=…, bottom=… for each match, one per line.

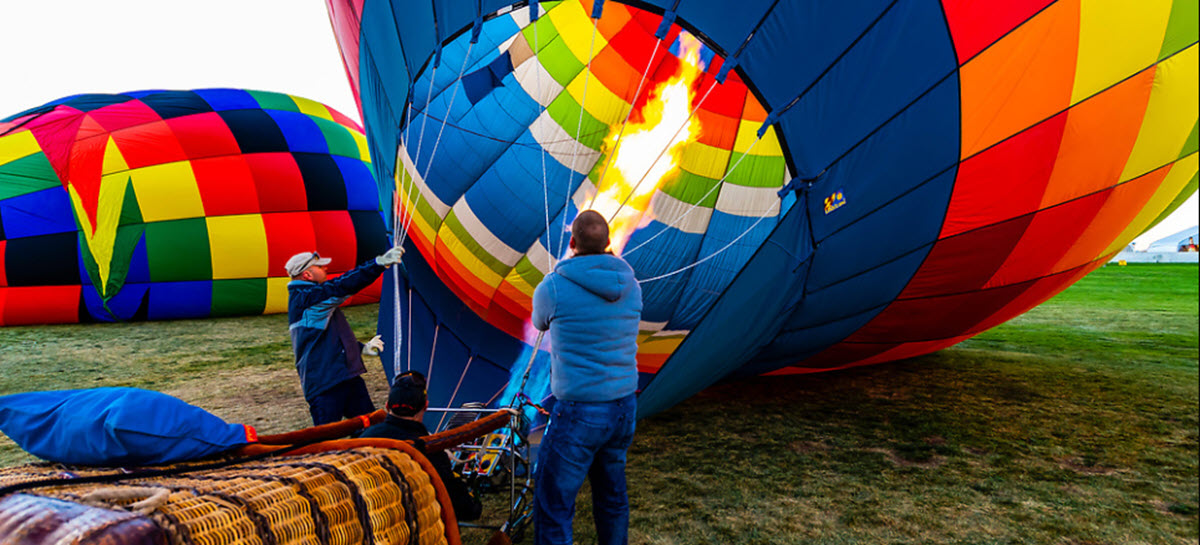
left=0, top=447, right=449, bottom=545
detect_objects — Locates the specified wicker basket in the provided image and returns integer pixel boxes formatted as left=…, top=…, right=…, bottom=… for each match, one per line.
left=0, top=446, right=451, bottom=545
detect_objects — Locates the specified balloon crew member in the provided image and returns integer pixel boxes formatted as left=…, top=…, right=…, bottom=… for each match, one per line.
left=286, top=247, right=403, bottom=425
left=530, top=210, right=642, bottom=545
left=359, top=371, right=483, bottom=521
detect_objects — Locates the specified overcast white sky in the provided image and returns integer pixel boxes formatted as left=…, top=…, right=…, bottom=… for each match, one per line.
left=0, top=1, right=360, bottom=122
left=1, top=1, right=1194, bottom=249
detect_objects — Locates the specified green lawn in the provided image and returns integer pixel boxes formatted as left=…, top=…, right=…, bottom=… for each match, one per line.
left=0, top=264, right=1196, bottom=544
left=621, top=263, right=1198, bottom=545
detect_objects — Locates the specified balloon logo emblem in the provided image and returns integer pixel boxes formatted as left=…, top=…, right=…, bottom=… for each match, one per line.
left=824, top=190, right=847, bottom=215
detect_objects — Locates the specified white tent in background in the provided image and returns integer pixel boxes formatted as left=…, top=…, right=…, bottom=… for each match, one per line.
left=1110, top=224, right=1200, bottom=263
left=1145, top=225, right=1199, bottom=252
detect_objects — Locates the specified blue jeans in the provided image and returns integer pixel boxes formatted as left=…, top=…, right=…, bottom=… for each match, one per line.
left=534, top=393, right=637, bottom=545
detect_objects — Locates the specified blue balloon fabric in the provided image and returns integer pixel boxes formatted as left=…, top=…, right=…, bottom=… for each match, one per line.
left=329, top=0, right=1199, bottom=420
left=0, top=387, right=255, bottom=466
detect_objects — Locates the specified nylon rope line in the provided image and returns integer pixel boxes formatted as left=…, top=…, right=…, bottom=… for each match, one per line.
left=391, top=57, right=435, bottom=386
left=534, top=6, right=553, bottom=273
left=391, top=47, right=438, bottom=384
left=393, top=109, right=611, bottom=146
left=558, top=19, right=600, bottom=255
left=400, top=39, right=477, bottom=246
left=391, top=217, right=403, bottom=384
left=511, top=329, right=546, bottom=408
left=437, top=354, right=475, bottom=430
left=395, top=39, right=475, bottom=387
left=623, top=134, right=765, bottom=257
left=396, top=75, right=420, bottom=230
left=398, top=72, right=428, bottom=234
left=406, top=287, right=414, bottom=373
left=631, top=135, right=777, bottom=284
left=524, top=8, right=597, bottom=406
left=587, top=39, right=663, bottom=211
left=410, top=62, right=442, bottom=188
left=393, top=60, right=439, bottom=251
left=425, top=323, right=441, bottom=395
left=637, top=207, right=773, bottom=285
left=390, top=96, right=419, bottom=386
left=399, top=39, right=475, bottom=245
left=606, top=76, right=720, bottom=225
left=485, top=382, right=509, bottom=407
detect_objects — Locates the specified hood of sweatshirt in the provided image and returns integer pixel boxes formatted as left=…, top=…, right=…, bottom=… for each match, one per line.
left=554, top=254, right=635, bottom=302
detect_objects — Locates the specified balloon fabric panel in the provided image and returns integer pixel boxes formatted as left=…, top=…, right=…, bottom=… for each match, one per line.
left=1114, top=154, right=1198, bottom=253
left=958, top=0, right=1080, bottom=160
left=329, top=0, right=1200, bottom=417
left=391, top=2, right=789, bottom=357
left=0, top=89, right=387, bottom=326
left=791, top=2, right=1199, bottom=376
left=941, top=0, right=1055, bottom=62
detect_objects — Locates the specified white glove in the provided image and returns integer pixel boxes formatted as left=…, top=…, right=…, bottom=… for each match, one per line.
left=362, top=335, right=384, bottom=357
left=375, top=246, right=405, bottom=267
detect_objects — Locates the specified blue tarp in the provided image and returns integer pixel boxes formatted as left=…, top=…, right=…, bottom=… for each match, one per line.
left=0, top=388, right=252, bottom=466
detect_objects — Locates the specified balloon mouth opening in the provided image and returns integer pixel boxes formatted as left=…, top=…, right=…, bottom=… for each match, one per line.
left=396, top=1, right=781, bottom=255
left=584, top=29, right=710, bottom=255
left=392, top=0, right=788, bottom=358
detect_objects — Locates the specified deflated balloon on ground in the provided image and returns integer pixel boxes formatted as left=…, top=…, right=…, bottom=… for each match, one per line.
left=0, top=89, right=389, bottom=326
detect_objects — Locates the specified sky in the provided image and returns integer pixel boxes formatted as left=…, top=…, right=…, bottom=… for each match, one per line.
left=1, top=1, right=1194, bottom=250
left=0, top=1, right=360, bottom=122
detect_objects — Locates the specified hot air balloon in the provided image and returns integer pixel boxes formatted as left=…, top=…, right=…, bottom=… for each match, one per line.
left=0, top=89, right=389, bottom=326
left=326, top=0, right=1199, bottom=417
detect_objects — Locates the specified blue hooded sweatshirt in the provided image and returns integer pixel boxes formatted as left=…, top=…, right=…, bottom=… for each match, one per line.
left=532, top=253, right=642, bottom=402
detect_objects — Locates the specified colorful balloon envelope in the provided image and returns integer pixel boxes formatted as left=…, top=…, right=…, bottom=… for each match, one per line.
left=0, top=89, right=388, bottom=326
left=329, top=0, right=1199, bottom=416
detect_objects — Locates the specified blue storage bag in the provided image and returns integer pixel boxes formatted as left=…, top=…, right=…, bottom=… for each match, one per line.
left=0, top=387, right=255, bottom=466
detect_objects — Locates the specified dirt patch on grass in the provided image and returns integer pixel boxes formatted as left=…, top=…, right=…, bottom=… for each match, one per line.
left=789, top=440, right=831, bottom=454
left=1150, top=499, right=1199, bottom=517
left=1058, top=456, right=1119, bottom=476
left=161, top=366, right=311, bottom=434
left=1151, top=499, right=1175, bottom=515
left=865, top=386, right=912, bottom=400
left=160, top=363, right=392, bottom=436
left=866, top=447, right=946, bottom=469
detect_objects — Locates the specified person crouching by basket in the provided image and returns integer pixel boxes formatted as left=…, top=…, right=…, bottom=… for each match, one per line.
left=286, top=247, right=403, bottom=426
left=360, top=371, right=483, bottom=521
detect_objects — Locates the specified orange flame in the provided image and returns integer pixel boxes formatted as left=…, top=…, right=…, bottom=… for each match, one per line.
left=586, top=31, right=706, bottom=254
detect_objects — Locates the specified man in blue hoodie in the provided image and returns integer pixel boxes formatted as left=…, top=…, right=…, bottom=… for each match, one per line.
left=286, top=246, right=403, bottom=425
left=531, top=210, right=642, bottom=545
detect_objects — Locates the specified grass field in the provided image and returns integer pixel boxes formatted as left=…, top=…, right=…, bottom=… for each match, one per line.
left=1, top=264, right=1196, bottom=544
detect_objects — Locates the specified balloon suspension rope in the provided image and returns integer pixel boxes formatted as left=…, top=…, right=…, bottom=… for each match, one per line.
left=511, top=330, right=546, bottom=409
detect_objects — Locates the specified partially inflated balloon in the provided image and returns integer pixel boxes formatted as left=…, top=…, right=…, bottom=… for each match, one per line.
left=0, top=89, right=388, bottom=326
left=329, top=0, right=1199, bottom=416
